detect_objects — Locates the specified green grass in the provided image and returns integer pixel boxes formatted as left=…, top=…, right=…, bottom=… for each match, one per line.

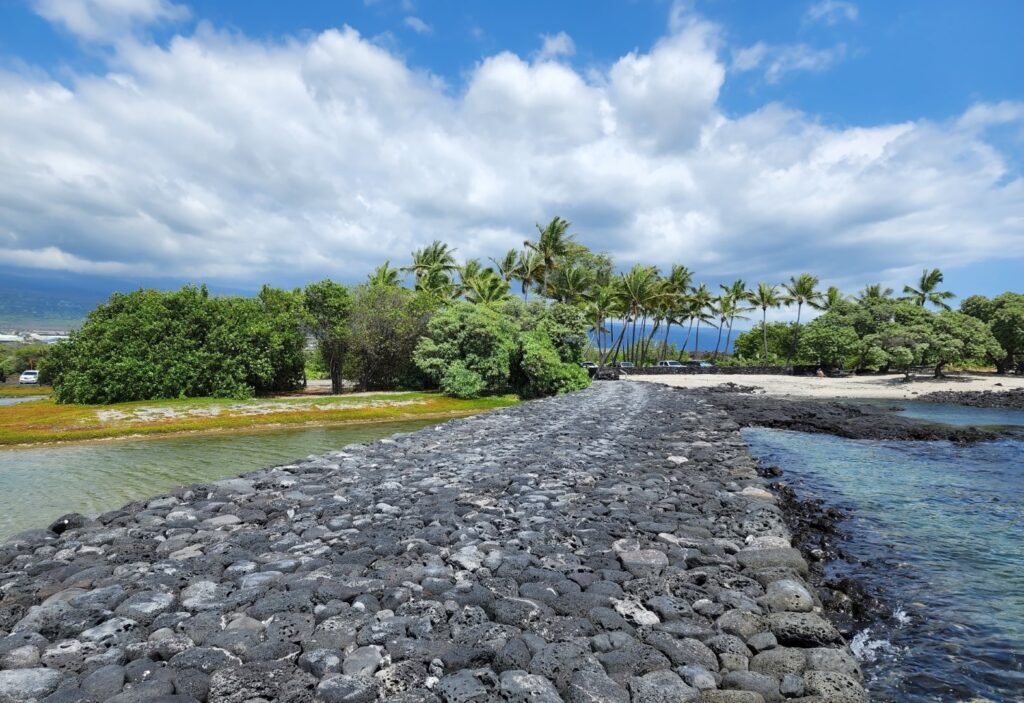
left=0, top=385, right=52, bottom=397
left=0, top=391, right=518, bottom=447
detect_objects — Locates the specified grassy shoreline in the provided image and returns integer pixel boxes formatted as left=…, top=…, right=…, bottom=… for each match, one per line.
left=0, top=385, right=52, bottom=397
left=0, top=391, right=518, bottom=448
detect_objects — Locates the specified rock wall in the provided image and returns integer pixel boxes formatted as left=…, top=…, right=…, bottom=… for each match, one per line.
left=0, top=383, right=869, bottom=703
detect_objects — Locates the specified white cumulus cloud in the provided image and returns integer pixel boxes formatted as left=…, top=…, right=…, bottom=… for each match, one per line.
left=0, top=6, right=1021, bottom=295
left=31, top=0, right=189, bottom=41
left=804, top=0, right=859, bottom=26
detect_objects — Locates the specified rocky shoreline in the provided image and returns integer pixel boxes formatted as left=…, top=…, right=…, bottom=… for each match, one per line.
left=687, top=383, right=998, bottom=443
left=0, top=382, right=870, bottom=703
left=919, top=386, right=1024, bottom=410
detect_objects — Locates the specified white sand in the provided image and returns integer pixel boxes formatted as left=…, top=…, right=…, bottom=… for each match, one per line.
left=629, top=372, right=1024, bottom=400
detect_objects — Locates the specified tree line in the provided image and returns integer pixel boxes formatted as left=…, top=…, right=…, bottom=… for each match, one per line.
left=40, top=217, right=1023, bottom=403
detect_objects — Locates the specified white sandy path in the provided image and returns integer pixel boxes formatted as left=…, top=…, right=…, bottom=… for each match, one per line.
left=629, top=372, right=1024, bottom=400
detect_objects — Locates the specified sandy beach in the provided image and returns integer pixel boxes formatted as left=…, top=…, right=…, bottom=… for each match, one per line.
left=630, top=372, right=1024, bottom=400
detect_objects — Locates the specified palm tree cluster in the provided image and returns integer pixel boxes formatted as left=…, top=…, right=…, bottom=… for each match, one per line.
left=369, top=217, right=957, bottom=368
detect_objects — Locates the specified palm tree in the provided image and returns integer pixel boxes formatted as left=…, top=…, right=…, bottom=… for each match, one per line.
left=584, top=285, right=616, bottom=358
left=601, top=265, right=658, bottom=368
left=782, top=273, right=823, bottom=365
left=903, top=268, right=955, bottom=310
left=514, top=250, right=544, bottom=300
left=405, top=240, right=457, bottom=286
left=490, top=249, right=520, bottom=283
left=553, top=265, right=595, bottom=305
left=657, top=265, right=693, bottom=359
left=457, top=259, right=485, bottom=294
left=464, top=271, right=511, bottom=305
left=418, top=267, right=457, bottom=299
left=856, top=283, right=894, bottom=303
left=367, top=261, right=402, bottom=288
left=688, top=283, right=716, bottom=357
left=720, top=279, right=750, bottom=354
left=525, top=216, right=574, bottom=298
left=819, top=286, right=849, bottom=311
left=747, top=282, right=782, bottom=365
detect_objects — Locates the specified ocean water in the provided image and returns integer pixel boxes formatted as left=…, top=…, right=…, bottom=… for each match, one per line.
left=0, top=419, right=440, bottom=541
left=743, top=404, right=1024, bottom=702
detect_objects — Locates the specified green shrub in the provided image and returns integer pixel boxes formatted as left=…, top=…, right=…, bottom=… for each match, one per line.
left=44, top=285, right=306, bottom=404
left=514, top=331, right=590, bottom=398
left=440, top=362, right=487, bottom=399
left=413, top=302, right=518, bottom=394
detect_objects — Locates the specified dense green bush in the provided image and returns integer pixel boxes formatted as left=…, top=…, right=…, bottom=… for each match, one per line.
left=515, top=331, right=590, bottom=398
left=961, top=293, right=1024, bottom=373
left=44, top=285, right=306, bottom=404
left=413, top=302, right=518, bottom=394
left=414, top=300, right=591, bottom=399
left=440, top=362, right=487, bottom=399
left=733, top=323, right=797, bottom=362
left=345, top=285, right=435, bottom=391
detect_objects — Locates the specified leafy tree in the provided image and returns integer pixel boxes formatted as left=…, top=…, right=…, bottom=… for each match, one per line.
left=734, top=323, right=798, bottom=363
left=799, top=315, right=862, bottom=368
left=345, top=285, right=433, bottom=390
left=45, top=286, right=305, bottom=403
left=918, top=311, right=1000, bottom=376
left=413, top=302, right=518, bottom=396
left=903, top=268, right=955, bottom=310
left=303, top=279, right=352, bottom=394
left=961, top=293, right=1024, bottom=373
left=2, top=343, right=50, bottom=376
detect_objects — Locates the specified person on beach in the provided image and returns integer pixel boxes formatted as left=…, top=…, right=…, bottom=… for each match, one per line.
left=816, top=368, right=825, bottom=378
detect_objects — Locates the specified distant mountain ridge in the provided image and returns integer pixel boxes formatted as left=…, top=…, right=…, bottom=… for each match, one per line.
left=0, top=288, right=96, bottom=330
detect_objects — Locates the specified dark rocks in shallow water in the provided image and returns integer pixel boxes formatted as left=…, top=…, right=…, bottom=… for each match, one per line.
left=919, top=386, right=1024, bottom=409
left=0, top=382, right=868, bottom=702
left=693, top=388, right=999, bottom=443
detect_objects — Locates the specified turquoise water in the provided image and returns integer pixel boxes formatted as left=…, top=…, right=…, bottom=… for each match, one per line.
left=0, top=420, right=439, bottom=541
left=743, top=403, right=1024, bottom=702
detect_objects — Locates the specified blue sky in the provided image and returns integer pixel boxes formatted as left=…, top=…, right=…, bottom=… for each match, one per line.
left=0, top=0, right=1022, bottom=317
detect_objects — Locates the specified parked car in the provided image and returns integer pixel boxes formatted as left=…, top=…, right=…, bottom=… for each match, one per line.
left=682, top=360, right=715, bottom=369
left=610, top=361, right=635, bottom=369
left=579, top=361, right=597, bottom=369
left=656, top=360, right=684, bottom=368
left=19, top=370, right=40, bottom=384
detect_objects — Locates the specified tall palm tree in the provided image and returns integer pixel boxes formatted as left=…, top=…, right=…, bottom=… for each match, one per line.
left=720, top=279, right=751, bottom=354
left=819, top=286, right=849, bottom=311
left=657, top=264, right=693, bottom=359
left=856, top=283, right=894, bottom=303
left=782, top=273, right=823, bottom=365
left=405, top=240, right=457, bottom=287
left=515, top=250, right=544, bottom=300
left=457, top=259, right=485, bottom=293
left=747, top=282, right=782, bottom=365
left=553, top=265, right=596, bottom=305
left=902, top=268, right=955, bottom=310
left=490, top=249, right=520, bottom=283
left=600, top=265, right=658, bottom=368
left=525, top=216, right=574, bottom=298
left=464, top=271, right=511, bottom=305
left=584, top=285, right=616, bottom=358
left=367, top=261, right=402, bottom=288
left=688, top=283, right=716, bottom=357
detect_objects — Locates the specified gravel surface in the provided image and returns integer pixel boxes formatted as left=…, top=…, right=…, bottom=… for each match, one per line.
left=0, top=382, right=869, bottom=702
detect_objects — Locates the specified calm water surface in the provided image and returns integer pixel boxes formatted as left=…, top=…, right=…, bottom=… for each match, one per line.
left=0, top=420, right=439, bottom=541
left=743, top=402, right=1024, bottom=703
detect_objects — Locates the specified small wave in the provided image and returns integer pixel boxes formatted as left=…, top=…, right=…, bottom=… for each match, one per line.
left=892, top=605, right=911, bottom=626
left=851, top=628, right=901, bottom=662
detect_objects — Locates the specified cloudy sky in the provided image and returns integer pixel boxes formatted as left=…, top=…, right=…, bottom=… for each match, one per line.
left=1, top=0, right=1022, bottom=306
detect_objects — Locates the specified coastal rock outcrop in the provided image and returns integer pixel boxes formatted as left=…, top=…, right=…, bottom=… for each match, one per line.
left=0, top=382, right=869, bottom=702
